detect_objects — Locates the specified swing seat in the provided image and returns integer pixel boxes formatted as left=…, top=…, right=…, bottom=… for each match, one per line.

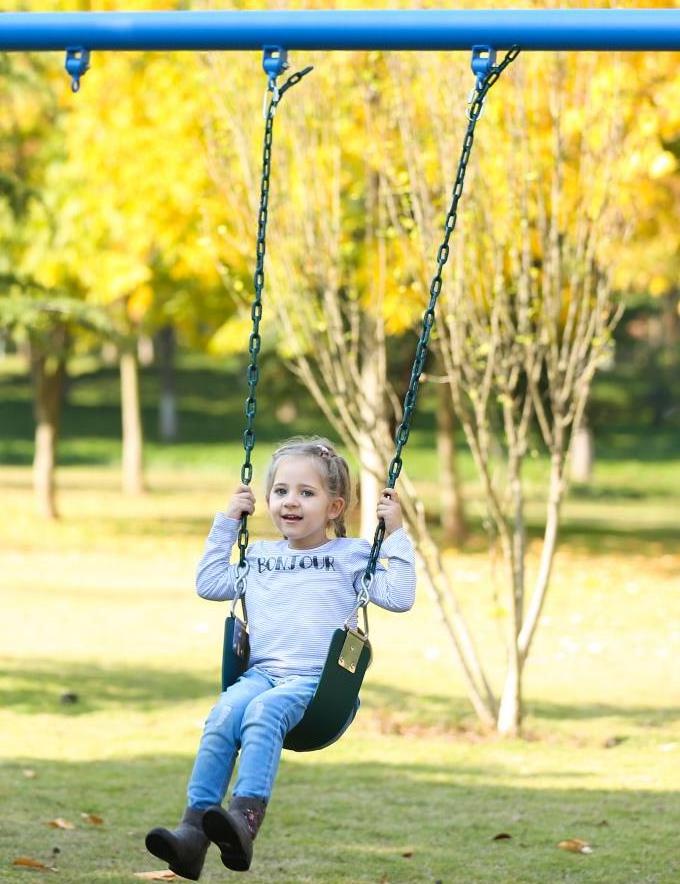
left=284, top=626, right=372, bottom=751
left=221, top=614, right=249, bottom=690
left=221, top=616, right=371, bottom=753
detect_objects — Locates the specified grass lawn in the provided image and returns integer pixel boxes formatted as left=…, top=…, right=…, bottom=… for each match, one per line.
left=1, top=357, right=679, bottom=882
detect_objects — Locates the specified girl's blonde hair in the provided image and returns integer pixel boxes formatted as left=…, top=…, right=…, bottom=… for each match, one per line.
left=265, top=436, right=352, bottom=538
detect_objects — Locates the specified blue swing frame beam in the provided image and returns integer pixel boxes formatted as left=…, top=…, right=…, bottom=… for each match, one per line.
left=0, top=9, right=679, bottom=53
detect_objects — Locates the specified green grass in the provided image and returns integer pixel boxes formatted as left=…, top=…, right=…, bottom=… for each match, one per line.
left=1, top=352, right=679, bottom=554
left=1, top=462, right=679, bottom=883
left=1, top=355, right=679, bottom=882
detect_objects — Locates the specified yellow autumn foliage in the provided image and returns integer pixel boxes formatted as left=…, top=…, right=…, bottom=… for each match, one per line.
left=1, top=0, right=678, bottom=354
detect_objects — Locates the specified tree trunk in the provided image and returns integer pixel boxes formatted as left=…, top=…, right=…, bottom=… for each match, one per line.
left=518, top=449, right=566, bottom=659
left=30, top=339, right=67, bottom=520
left=496, top=444, right=526, bottom=737
left=137, top=334, right=155, bottom=366
left=359, top=165, right=387, bottom=539
left=570, top=423, right=594, bottom=484
left=662, top=289, right=679, bottom=348
left=120, top=349, right=145, bottom=495
left=497, top=658, right=523, bottom=736
left=359, top=323, right=385, bottom=539
left=436, top=380, right=467, bottom=544
left=156, top=324, right=178, bottom=442
left=359, top=453, right=381, bottom=539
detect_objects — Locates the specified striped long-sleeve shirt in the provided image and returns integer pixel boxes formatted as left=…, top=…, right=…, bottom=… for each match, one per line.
left=196, top=514, right=416, bottom=677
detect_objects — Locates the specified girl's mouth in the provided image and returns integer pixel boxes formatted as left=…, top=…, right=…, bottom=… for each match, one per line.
left=282, top=514, right=302, bottom=522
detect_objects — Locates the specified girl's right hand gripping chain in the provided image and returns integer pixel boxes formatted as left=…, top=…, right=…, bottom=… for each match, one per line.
left=224, top=484, right=256, bottom=521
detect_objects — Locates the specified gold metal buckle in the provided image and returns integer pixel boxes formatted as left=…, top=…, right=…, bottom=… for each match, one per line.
left=338, top=628, right=366, bottom=674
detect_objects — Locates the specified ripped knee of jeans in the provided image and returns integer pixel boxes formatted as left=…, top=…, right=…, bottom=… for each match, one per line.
left=247, top=700, right=266, bottom=723
left=207, top=699, right=233, bottom=731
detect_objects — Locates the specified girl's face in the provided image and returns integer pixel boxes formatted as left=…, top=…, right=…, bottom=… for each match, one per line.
left=267, top=455, right=345, bottom=550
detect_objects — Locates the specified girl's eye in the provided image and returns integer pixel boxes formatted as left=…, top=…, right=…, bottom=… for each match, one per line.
left=273, top=487, right=287, bottom=496
left=302, top=489, right=314, bottom=497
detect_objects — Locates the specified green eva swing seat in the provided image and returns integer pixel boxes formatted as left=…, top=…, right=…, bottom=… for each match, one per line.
left=222, top=607, right=372, bottom=752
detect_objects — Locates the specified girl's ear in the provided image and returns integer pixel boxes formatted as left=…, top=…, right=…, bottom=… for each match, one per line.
left=328, top=497, right=345, bottom=520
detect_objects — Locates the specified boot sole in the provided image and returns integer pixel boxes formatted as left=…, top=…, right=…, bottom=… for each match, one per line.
left=145, top=829, right=202, bottom=882
left=202, top=808, right=251, bottom=872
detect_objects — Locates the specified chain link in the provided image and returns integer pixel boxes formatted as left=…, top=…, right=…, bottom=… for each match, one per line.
left=362, top=46, right=520, bottom=586
left=237, top=65, right=313, bottom=569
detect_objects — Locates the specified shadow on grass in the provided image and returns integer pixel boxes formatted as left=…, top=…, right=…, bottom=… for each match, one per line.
left=541, top=520, right=680, bottom=556
left=421, top=506, right=680, bottom=558
left=588, top=426, right=680, bottom=462
left=5, top=659, right=678, bottom=736
left=525, top=699, right=679, bottom=728
left=1, top=754, right=678, bottom=883
left=362, top=682, right=680, bottom=733
left=0, top=659, right=219, bottom=716
left=569, top=484, right=648, bottom=501
left=102, top=516, right=212, bottom=539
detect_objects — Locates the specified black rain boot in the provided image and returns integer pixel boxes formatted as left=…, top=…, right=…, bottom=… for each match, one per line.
left=202, top=796, right=267, bottom=872
left=145, top=807, right=209, bottom=881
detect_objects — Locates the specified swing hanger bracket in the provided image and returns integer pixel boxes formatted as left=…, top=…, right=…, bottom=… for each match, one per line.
left=262, top=45, right=289, bottom=100
left=470, top=44, right=497, bottom=91
left=467, top=44, right=497, bottom=119
left=65, top=46, right=90, bottom=93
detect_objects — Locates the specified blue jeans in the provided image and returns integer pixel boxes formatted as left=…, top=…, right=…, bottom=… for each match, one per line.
left=186, top=666, right=318, bottom=809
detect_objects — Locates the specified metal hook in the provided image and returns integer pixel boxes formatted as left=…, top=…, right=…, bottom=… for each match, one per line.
left=232, top=559, right=250, bottom=615
left=65, top=46, right=90, bottom=93
left=261, top=45, right=288, bottom=118
left=470, top=44, right=497, bottom=91
left=466, top=45, right=496, bottom=121
left=359, top=573, right=373, bottom=605
left=466, top=88, right=486, bottom=122
left=342, top=573, right=372, bottom=634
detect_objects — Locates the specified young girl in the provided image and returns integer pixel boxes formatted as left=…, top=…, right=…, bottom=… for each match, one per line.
left=145, top=436, right=416, bottom=879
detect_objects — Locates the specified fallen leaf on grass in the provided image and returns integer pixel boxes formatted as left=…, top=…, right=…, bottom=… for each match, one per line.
left=80, top=812, right=104, bottom=825
left=134, top=872, right=179, bottom=881
left=558, top=838, right=593, bottom=854
left=492, top=832, right=512, bottom=841
left=401, top=850, right=414, bottom=858
left=12, top=856, right=57, bottom=871
left=47, top=818, right=75, bottom=830
left=22, top=769, right=37, bottom=779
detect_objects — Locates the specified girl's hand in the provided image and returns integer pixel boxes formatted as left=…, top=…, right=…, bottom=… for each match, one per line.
left=377, top=488, right=402, bottom=536
left=224, top=484, right=256, bottom=521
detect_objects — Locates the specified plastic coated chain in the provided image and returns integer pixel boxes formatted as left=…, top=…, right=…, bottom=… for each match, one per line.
left=361, top=46, right=521, bottom=587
